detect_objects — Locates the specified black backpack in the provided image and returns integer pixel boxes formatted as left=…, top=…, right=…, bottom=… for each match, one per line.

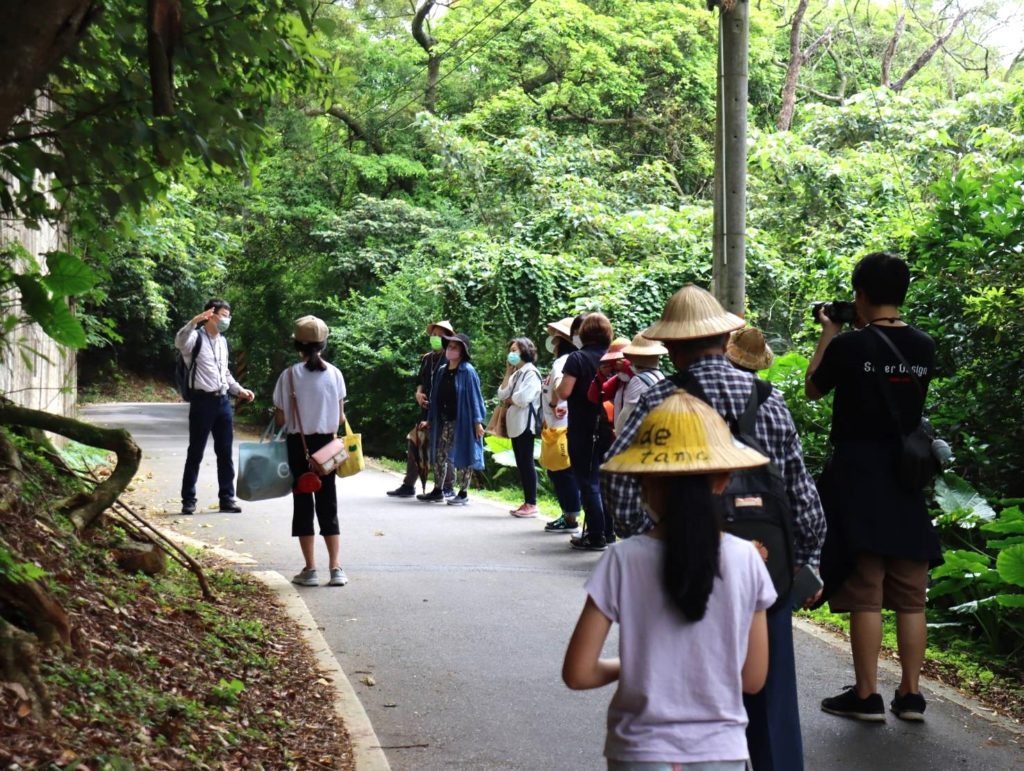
left=676, top=373, right=796, bottom=608
left=174, top=331, right=203, bottom=402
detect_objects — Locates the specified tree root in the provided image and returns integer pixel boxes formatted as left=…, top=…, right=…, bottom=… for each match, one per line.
left=0, top=401, right=140, bottom=532
left=0, top=616, right=53, bottom=720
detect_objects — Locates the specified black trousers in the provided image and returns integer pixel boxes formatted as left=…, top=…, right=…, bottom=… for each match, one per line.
left=511, top=430, right=538, bottom=505
left=286, top=433, right=340, bottom=537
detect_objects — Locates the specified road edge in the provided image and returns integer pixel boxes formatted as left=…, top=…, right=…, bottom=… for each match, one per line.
left=255, top=571, right=392, bottom=771
left=150, top=526, right=391, bottom=770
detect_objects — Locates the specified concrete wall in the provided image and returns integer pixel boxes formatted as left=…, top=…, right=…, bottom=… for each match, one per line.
left=0, top=215, right=76, bottom=418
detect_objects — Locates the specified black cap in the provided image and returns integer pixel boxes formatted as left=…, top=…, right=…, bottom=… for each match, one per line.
left=442, top=333, right=471, bottom=361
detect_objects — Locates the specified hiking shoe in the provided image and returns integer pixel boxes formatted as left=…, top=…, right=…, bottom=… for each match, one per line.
left=387, top=484, right=417, bottom=498
left=890, top=690, right=926, bottom=721
left=219, top=499, right=243, bottom=513
left=417, top=488, right=445, bottom=503
left=544, top=515, right=580, bottom=534
left=821, top=687, right=885, bottom=722
left=328, top=568, right=349, bottom=587
left=570, top=533, right=607, bottom=551
left=510, top=504, right=538, bottom=518
left=447, top=491, right=469, bottom=506
left=292, top=568, right=319, bottom=587
left=181, top=502, right=196, bottom=516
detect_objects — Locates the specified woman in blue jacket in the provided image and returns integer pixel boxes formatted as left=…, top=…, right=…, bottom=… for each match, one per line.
left=421, top=333, right=487, bottom=506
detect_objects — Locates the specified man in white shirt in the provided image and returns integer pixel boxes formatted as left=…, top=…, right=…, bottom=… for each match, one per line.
left=175, top=299, right=254, bottom=515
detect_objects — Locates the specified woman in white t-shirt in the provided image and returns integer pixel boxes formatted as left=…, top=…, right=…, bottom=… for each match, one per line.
left=272, top=316, right=349, bottom=589
left=563, top=391, right=775, bottom=771
left=540, top=317, right=583, bottom=533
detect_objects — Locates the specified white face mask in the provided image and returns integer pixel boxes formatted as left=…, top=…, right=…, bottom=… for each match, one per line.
left=545, top=336, right=556, bottom=355
left=572, top=334, right=582, bottom=349
left=616, top=372, right=630, bottom=382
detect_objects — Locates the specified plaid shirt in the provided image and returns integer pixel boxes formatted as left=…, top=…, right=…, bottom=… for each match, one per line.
left=600, top=355, right=826, bottom=569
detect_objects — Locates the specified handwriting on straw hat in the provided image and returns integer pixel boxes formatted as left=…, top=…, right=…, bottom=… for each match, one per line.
left=635, top=425, right=710, bottom=464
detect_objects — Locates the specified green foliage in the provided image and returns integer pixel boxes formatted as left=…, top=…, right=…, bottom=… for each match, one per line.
left=0, top=542, right=46, bottom=584
left=930, top=477, right=1024, bottom=665
left=210, top=678, right=246, bottom=708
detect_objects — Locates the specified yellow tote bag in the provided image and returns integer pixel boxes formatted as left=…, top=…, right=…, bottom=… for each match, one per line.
left=336, top=420, right=365, bottom=478
left=539, top=426, right=570, bottom=471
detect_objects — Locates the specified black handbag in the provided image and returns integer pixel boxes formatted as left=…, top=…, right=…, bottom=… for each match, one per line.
left=868, top=326, right=941, bottom=491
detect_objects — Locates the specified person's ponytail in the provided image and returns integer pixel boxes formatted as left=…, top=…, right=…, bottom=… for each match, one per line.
left=661, top=475, right=722, bottom=622
left=295, top=340, right=328, bottom=372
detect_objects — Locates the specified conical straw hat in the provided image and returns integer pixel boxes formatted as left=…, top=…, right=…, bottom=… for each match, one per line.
left=601, top=390, right=769, bottom=475
left=545, top=316, right=575, bottom=341
left=642, top=284, right=745, bottom=341
left=622, top=332, right=668, bottom=357
left=600, top=337, right=631, bottom=362
left=426, top=320, right=455, bottom=336
left=726, top=327, right=774, bottom=371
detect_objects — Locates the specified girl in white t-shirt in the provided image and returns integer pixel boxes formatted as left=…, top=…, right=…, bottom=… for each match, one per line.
left=272, top=316, right=349, bottom=589
left=563, top=391, right=776, bottom=771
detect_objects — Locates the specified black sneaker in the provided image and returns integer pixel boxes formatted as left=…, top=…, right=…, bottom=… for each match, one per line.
left=890, top=690, right=926, bottom=721
left=181, top=502, right=196, bottom=516
left=417, top=488, right=445, bottom=503
left=570, top=533, right=607, bottom=551
left=219, top=500, right=243, bottom=513
left=544, top=515, right=580, bottom=534
left=447, top=491, right=469, bottom=506
left=387, top=484, right=417, bottom=498
left=821, top=686, right=885, bottom=722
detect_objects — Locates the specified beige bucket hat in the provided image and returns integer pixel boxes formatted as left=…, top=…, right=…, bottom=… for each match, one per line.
left=642, top=284, right=745, bottom=341
left=726, top=327, right=774, bottom=372
left=293, top=315, right=329, bottom=343
left=622, top=332, right=669, bottom=358
left=601, top=390, right=769, bottom=476
left=545, top=316, right=575, bottom=342
left=427, top=320, right=455, bottom=336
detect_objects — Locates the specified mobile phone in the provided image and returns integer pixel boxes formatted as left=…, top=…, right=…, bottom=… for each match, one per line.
left=790, top=564, right=824, bottom=608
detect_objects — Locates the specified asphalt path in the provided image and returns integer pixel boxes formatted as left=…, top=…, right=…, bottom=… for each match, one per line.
left=83, top=402, right=1022, bottom=770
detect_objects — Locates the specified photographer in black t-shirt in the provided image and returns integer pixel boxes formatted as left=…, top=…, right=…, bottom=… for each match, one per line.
left=805, top=252, right=940, bottom=724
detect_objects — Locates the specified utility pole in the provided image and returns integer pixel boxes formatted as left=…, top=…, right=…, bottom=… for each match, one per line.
left=711, top=0, right=749, bottom=316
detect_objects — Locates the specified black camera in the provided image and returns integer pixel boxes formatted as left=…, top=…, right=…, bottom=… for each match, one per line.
left=812, top=301, right=856, bottom=325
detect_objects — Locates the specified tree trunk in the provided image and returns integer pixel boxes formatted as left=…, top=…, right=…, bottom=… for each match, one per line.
left=777, top=0, right=811, bottom=132
left=0, top=0, right=100, bottom=138
left=0, top=403, right=141, bottom=532
left=880, top=15, right=906, bottom=87
left=890, top=10, right=969, bottom=92
left=412, top=0, right=440, bottom=114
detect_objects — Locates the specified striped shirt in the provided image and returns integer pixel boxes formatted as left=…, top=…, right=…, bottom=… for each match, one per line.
left=600, top=355, right=825, bottom=569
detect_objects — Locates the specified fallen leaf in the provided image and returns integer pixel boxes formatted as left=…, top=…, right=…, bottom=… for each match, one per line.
left=17, top=702, right=31, bottom=718
left=360, top=675, right=376, bottom=687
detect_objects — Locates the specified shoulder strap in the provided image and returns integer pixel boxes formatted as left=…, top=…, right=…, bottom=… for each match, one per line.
left=738, top=378, right=772, bottom=437
left=867, top=325, right=924, bottom=397
left=288, top=367, right=312, bottom=459
left=867, top=329, right=910, bottom=437
left=187, top=330, right=204, bottom=389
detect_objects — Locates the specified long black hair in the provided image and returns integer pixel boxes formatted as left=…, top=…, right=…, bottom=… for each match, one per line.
left=660, top=474, right=723, bottom=622
left=295, top=339, right=327, bottom=372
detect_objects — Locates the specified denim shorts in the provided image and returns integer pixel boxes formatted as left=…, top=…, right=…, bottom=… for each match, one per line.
left=607, top=761, right=749, bottom=771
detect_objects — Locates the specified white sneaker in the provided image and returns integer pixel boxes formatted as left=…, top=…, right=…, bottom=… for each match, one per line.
left=292, top=568, right=318, bottom=586
left=328, top=567, right=349, bottom=587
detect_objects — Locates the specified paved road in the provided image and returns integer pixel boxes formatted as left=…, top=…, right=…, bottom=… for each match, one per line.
left=84, top=403, right=1023, bottom=770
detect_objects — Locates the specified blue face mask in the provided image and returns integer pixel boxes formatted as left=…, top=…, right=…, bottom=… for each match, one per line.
left=216, top=316, right=231, bottom=333
left=507, top=352, right=521, bottom=366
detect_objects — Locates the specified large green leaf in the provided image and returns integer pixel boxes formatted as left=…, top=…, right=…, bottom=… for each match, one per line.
left=995, top=543, right=1024, bottom=588
left=995, top=594, right=1024, bottom=608
left=933, top=474, right=996, bottom=522
left=41, top=251, right=97, bottom=296
left=980, top=507, right=1024, bottom=535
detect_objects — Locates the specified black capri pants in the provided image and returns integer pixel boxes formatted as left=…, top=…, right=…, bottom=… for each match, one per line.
left=286, top=433, right=340, bottom=537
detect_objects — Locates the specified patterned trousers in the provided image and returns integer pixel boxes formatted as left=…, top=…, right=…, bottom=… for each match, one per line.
left=435, top=419, right=474, bottom=492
